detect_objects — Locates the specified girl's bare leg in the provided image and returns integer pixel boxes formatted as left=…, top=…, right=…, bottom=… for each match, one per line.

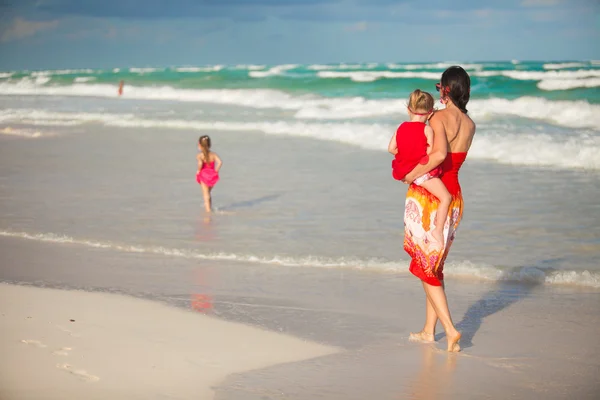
left=201, top=183, right=212, bottom=213
left=422, top=281, right=461, bottom=352
left=419, top=178, right=451, bottom=245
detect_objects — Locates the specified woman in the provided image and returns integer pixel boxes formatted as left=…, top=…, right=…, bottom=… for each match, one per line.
left=403, top=66, right=476, bottom=352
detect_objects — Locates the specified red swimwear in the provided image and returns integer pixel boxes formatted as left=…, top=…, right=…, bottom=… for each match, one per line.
left=392, top=121, right=441, bottom=181
left=196, top=161, right=219, bottom=187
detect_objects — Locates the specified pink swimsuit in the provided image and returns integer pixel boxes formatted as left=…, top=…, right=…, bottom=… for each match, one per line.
left=196, top=161, right=219, bottom=187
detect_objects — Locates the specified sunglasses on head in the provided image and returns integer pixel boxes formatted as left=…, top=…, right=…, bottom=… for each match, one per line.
left=435, top=83, right=442, bottom=92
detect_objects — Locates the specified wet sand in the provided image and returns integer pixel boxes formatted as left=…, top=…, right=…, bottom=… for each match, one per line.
left=1, top=236, right=599, bottom=399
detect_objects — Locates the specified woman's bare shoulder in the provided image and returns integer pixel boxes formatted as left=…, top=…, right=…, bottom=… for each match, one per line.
left=430, top=108, right=448, bottom=120
left=462, top=113, right=476, bottom=132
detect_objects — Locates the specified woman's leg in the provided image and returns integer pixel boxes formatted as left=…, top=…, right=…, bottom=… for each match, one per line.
left=201, top=183, right=212, bottom=213
left=410, top=291, right=437, bottom=342
left=422, top=281, right=461, bottom=352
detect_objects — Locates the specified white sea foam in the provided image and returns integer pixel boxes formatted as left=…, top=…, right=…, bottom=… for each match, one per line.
left=1, top=230, right=598, bottom=288
left=386, top=63, right=484, bottom=71
left=3, top=108, right=599, bottom=170
left=1, top=83, right=599, bottom=130
left=309, top=68, right=600, bottom=82
left=543, top=62, right=588, bottom=70
left=294, top=97, right=407, bottom=119
left=174, top=66, right=223, bottom=73
left=307, top=63, right=376, bottom=70
left=475, top=69, right=600, bottom=80
left=74, top=77, right=96, bottom=83
left=0, top=126, right=55, bottom=138
left=0, top=83, right=307, bottom=109
left=317, top=71, right=443, bottom=82
left=34, top=76, right=51, bottom=85
left=469, top=97, right=600, bottom=130
left=232, top=64, right=266, bottom=70
left=129, top=67, right=162, bottom=74
left=468, top=130, right=600, bottom=169
left=297, top=96, right=600, bottom=130
left=30, top=69, right=96, bottom=76
left=0, top=72, right=14, bottom=78
left=248, top=64, right=298, bottom=78
left=445, top=261, right=600, bottom=288
left=537, top=78, right=600, bottom=90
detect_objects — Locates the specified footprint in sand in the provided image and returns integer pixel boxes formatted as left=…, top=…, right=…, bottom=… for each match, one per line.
left=52, top=347, right=72, bottom=356
left=21, top=339, right=47, bottom=348
left=55, top=325, right=80, bottom=338
left=56, top=364, right=99, bottom=382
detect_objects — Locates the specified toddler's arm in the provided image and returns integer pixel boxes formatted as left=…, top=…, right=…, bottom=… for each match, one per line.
left=196, top=153, right=204, bottom=171
left=388, top=132, right=398, bottom=155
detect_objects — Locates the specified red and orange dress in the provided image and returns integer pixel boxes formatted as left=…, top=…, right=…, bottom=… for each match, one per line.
left=403, top=152, right=467, bottom=286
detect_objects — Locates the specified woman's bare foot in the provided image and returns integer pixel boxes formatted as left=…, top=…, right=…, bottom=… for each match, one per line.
left=447, top=330, right=461, bottom=352
left=409, top=331, right=435, bottom=343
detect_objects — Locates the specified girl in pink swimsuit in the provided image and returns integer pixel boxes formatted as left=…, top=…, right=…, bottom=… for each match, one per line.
left=196, top=135, right=223, bottom=213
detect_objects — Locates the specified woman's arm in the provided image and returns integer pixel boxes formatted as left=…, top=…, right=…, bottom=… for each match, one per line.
left=388, top=132, right=398, bottom=155
left=403, top=116, right=448, bottom=183
left=213, top=153, right=223, bottom=173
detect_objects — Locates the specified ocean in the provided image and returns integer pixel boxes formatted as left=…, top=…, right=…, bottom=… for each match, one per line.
left=0, top=60, right=599, bottom=289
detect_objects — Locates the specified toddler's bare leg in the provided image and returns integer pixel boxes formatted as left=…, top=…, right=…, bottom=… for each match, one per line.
left=419, top=177, right=451, bottom=244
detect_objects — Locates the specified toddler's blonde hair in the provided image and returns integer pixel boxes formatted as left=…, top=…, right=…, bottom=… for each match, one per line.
left=408, top=89, right=434, bottom=113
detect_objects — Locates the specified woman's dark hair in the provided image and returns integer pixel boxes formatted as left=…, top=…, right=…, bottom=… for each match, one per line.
left=441, top=66, right=471, bottom=114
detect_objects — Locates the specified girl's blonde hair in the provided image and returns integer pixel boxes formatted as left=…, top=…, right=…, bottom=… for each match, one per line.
left=199, top=135, right=211, bottom=163
left=408, top=89, right=434, bottom=114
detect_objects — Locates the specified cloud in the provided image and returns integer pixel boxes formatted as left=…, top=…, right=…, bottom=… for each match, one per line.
left=521, top=0, right=560, bottom=6
left=1, top=17, right=59, bottom=42
left=31, top=0, right=338, bottom=19
left=345, top=21, right=368, bottom=32
left=530, top=10, right=560, bottom=21
left=104, top=26, right=118, bottom=39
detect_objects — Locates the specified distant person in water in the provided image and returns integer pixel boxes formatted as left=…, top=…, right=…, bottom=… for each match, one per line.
left=389, top=89, right=452, bottom=246
left=196, top=135, right=222, bottom=213
left=118, top=80, right=124, bottom=96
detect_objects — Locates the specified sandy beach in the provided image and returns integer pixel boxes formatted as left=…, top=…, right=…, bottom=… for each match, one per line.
left=1, top=236, right=599, bottom=399
left=0, top=283, right=337, bottom=400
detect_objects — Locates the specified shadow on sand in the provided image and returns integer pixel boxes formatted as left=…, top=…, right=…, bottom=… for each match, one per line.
left=218, top=193, right=282, bottom=211
left=439, top=268, right=542, bottom=349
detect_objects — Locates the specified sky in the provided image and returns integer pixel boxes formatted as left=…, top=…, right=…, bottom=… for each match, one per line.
left=0, top=0, right=598, bottom=69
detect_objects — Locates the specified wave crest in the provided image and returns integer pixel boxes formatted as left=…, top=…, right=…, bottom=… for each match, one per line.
left=1, top=230, right=598, bottom=288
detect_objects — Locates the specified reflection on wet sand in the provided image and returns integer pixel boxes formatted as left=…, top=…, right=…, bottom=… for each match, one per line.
left=191, top=267, right=214, bottom=314
left=195, top=214, right=217, bottom=241
left=402, top=345, right=457, bottom=400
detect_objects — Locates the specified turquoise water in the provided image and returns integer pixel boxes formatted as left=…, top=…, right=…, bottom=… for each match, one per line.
left=0, top=60, right=599, bottom=287
left=2, top=61, right=599, bottom=102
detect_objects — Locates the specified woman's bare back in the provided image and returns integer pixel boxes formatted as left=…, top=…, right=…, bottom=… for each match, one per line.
left=432, top=107, right=476, bottom=153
